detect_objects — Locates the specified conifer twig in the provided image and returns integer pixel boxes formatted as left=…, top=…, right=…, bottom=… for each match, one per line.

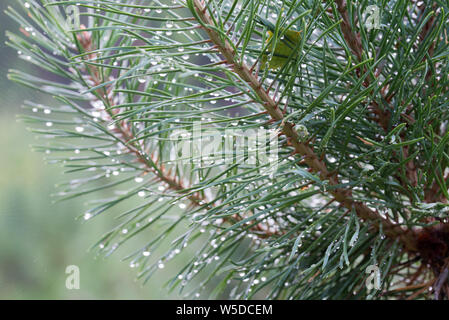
left=191, top=0, right=419, bottom=252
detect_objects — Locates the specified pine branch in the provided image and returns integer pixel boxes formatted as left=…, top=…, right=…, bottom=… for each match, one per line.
left=331, top=1, right=447, bottom=205
left=75, top=27, right=207, bottom=206
left=7, top=0, right=449, bottom=299
left=191, top=0, right=418, bottom=252
left=75, top=23, right=279, bottom=239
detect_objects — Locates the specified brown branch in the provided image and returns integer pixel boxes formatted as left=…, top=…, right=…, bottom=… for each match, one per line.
left=331, top=1, right=449, bottom=206
left=76, top=27, right=206, bottom=207
left=334, top=0, right=363, bottom=62
left=192, top=0, right=418, bottom=252
left=406, top=279, right=435, bottom=300
left=434, top=259, right=449, bottom=300
left=76, top=26, right=281, bottom=239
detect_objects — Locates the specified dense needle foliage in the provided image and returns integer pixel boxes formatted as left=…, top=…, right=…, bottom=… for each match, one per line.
left=6, top=0, right=449, bottom=299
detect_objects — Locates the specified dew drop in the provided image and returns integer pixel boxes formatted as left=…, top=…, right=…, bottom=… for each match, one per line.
left=83, top=213, right=92, bottom=220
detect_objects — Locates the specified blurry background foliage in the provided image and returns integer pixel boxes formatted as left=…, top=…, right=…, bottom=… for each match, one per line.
left=0, top=0, right=191, bottom=299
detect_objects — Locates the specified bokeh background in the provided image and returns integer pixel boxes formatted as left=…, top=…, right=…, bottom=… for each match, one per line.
left=0, top=0, right=182, bottom=299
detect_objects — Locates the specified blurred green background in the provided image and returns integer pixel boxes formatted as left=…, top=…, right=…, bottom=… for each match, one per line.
left=0, top=0, right=179, bottom=299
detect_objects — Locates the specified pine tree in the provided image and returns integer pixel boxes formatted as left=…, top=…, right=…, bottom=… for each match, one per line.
left=6, top=0, right=449, bottom=299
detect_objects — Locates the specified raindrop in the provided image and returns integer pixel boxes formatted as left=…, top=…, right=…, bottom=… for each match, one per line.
left=84, top=213, right=92, bottom=220
left=138, top=191, right=146, bottom=197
